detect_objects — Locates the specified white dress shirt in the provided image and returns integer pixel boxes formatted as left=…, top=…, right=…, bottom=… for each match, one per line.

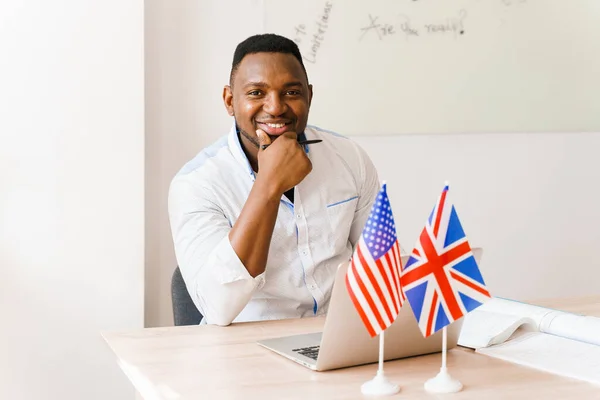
left=168, top=123, right=379, bottom=325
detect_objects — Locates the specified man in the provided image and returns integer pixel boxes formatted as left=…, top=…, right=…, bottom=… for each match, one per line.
left=168, top=33, right=380, bottom=325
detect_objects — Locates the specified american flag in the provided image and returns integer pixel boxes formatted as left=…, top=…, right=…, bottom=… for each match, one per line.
left=401, top=184, right=491, bottom=337
left=345, top=183, right=405, bottom=338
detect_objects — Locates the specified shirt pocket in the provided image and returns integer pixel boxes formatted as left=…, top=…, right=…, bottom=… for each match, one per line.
left=326, top=195, right=359, bottom=251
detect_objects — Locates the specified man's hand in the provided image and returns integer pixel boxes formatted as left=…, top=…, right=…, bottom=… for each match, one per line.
left=227, top=129, right=312, bottom=278
left=255, top=129, right=312, bottom=195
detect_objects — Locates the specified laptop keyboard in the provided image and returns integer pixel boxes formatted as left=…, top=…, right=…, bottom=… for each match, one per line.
left=292, top=345, right=320, bottom=360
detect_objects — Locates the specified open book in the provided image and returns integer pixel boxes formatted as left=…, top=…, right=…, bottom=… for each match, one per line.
left=458, top=297, right=600, bottom=385
left=458, top=297, right=600, bottom=349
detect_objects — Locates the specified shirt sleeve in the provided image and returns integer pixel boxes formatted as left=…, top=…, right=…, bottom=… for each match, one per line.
left=168, top=176, right=264, bottom=326
left=348, top=144, right=380, bottom=247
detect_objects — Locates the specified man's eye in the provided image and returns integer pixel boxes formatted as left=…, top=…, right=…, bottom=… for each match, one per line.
left=248, top=90, right=262, bottom=96
left=286, top=90, right=301, bottom=96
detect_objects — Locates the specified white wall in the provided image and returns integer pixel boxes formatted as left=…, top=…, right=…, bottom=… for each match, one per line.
left=0, top=1, right=144, bottom=399
left=145, top=0, right=262, bottom=327
left=145, top=3, right=600, bottom=328
left=353, top=132, right=600, bottom=299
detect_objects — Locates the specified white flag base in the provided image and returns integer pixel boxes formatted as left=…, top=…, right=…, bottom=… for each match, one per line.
left=424, top=367, right=463, bottom=393
left=361, top=371, right=400, bottom=396
left=361, top=331, right=400, bottom=396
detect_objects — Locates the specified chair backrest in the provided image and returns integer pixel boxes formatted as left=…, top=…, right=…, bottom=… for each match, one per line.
left=171, top=266, right=203, bottom=326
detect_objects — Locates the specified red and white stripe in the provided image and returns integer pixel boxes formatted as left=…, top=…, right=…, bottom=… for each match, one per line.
left=345, top=236, right=405, bottom=337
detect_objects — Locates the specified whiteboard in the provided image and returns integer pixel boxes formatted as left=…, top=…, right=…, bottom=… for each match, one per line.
left=262, top=0, right=600, bottom=135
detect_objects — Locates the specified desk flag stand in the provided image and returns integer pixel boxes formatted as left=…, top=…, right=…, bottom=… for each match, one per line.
left=344, top=182, right=404, bottom=397
left=361, top=331, right=400, bottom=396
left=423, top=327, right=462, bottom=393
left=401, top=181, right=492, bottom=394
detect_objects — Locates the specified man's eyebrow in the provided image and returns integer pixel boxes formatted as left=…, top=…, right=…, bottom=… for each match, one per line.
left=242, top=81, right=305, bottom=89
left=243, top=82, right=268, bottom=88
left=283, top=81, right=304, bottom=88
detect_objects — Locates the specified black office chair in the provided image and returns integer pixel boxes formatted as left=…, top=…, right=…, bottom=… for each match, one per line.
left=171, top=266, right=203, bottom=326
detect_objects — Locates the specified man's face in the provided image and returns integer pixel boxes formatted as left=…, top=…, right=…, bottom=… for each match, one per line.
left=223, top=52, right=313, bottom=148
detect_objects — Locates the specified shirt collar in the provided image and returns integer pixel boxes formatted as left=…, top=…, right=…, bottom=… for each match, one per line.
left=228, top=121, right=256, bottom=180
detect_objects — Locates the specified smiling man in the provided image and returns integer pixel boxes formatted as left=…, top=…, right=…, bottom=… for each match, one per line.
left=168, top=34, right=380, bottom=325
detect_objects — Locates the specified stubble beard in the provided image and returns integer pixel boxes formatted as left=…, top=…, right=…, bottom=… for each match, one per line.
left=238, top=126, right=260, bottom=149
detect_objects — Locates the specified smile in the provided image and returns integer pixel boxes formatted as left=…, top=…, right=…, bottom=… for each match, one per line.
left=256, top=121, right=293, bottom=136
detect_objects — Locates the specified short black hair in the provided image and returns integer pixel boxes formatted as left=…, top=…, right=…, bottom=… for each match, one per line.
left=229, top=33, right=308, bottom=84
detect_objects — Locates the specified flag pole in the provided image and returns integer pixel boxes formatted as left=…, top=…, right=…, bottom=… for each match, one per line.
left=346, top=180, right=403, bottom=396
left=378, top=331, right=384, bottom=375
left=441, top=325, right=447, bottom=370
left=360, top=331, right=400, bottom=396
left=424, top=327, right=463, bottom=393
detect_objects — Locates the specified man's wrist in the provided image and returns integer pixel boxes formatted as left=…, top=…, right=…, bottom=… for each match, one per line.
left=253, top=175, right=283, bottom=203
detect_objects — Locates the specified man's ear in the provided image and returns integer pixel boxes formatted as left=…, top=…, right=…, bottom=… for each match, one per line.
left=223, top=85, right=234, bottom=116
left=308, top=84, right=313, bottom=108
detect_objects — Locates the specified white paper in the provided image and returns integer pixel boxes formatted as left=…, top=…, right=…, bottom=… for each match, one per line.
left=476, top=297, right=557, bottom=329
left=477, top=332, right=600, bottom=386
left=458, top=309, right=535, bottom=349
left=541, top=312, right=600, bottom=347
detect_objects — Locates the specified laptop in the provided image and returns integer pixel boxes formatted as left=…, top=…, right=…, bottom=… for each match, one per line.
left=257, top=248, right=483, bottom=371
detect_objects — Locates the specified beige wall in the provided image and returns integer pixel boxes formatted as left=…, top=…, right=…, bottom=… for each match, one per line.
left=0, top=1, right=145, bottom=399
left=145, top=2, right=600, bottom=328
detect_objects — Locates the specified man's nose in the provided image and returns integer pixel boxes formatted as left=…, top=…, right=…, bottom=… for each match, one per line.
left=263, top=93, right=287, bottom=116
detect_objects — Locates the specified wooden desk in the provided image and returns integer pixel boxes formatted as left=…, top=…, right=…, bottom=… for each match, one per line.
left=102, top=296, right=600, bottom=399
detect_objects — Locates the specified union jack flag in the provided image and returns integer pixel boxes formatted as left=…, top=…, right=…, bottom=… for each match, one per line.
left=345, top=183, right=405, bottom=338
left=401, top=184, right=491, bottom=338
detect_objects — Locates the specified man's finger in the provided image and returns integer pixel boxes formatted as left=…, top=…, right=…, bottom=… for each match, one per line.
left=256, top=129, right=272, bottom=150
left=282, top=131, right=298, bottom=140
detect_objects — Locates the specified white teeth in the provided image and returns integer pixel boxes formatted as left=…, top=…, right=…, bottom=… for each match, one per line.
left=265, top=123, right=285, bottom=128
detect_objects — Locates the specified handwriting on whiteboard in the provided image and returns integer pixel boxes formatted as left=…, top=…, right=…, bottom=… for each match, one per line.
left=281, top=0, right=531, bottom=64
left=359, top=9, right=467, bottom=41
left=293, top=2, right=334, bottom=64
